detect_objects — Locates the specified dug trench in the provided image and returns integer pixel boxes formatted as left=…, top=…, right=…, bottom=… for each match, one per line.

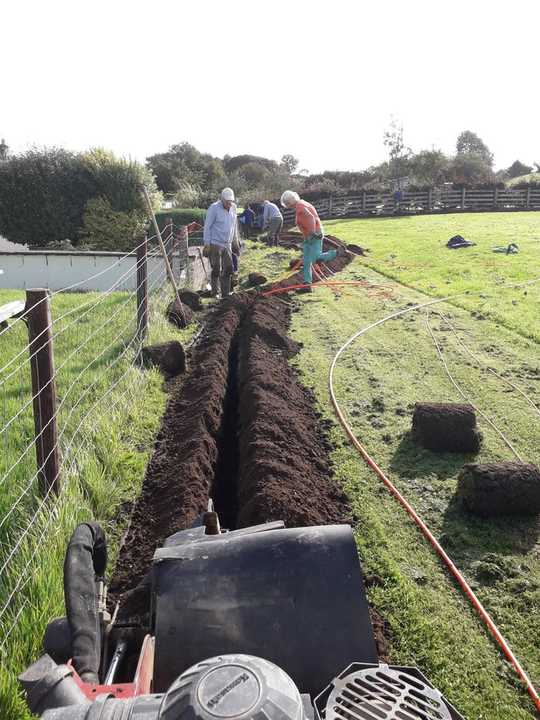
left=108, top=243, right=390, bottom=659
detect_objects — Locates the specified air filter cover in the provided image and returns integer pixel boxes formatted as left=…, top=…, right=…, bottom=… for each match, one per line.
left=159, top=654, right=304, bottom=720
left=318, top=663, right=462, bottom=720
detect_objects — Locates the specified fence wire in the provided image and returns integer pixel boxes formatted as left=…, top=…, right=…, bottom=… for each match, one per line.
left=0, top=241, right=177, bottom=672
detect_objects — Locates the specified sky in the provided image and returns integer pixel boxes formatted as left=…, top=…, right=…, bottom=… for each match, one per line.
left=1, top=0, right=539, bottom=174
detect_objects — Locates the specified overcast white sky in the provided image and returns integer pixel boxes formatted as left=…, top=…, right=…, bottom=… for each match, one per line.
left=1, top=0, right=538, bottom=173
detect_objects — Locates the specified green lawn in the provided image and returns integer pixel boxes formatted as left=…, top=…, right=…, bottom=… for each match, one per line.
left=283, top=213, right=539, bottom=718
left=0, top=284, right=197, bottom=720
left=325, top=212, right=540, bottom=342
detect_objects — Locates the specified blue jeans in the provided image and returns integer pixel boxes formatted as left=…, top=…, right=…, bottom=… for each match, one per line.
left=303, top=234, right=337, bottom=283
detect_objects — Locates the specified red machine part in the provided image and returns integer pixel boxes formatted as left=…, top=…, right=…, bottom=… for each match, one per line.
left=69, top=635, right=154, bottom=700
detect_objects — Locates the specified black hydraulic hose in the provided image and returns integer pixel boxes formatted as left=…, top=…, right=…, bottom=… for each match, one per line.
left=63, top=522, right=107, bottom=684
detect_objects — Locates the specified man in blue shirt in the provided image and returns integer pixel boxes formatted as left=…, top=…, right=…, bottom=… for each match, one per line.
left=203, top=188, right=240, bottom=298
left=262, top=200, right=283, bottom=246
left=238, top=204, right=255, bottom=239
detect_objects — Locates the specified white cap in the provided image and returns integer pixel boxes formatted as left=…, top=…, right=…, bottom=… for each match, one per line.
left=280, top=190, right=299, bottom=208
left=221, top=187, right=235, bottom=202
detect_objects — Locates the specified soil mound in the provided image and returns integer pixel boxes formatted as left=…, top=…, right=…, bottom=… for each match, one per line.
left=236, top=296, right=351, bottom=528
left=247, top=272, right=268, bottom=287
left=166, top=300, right=194, bottom=328
left=457, top=462, right=540, bottom=516
left=178, top=290, right=203, bottom=311
left=141, top=341, right=186, bottom=378
left=412, top=402, right=482, bottom=453
left=110, top=246, right=355, bottom=622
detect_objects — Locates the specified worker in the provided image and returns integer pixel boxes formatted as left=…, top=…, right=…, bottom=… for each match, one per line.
left=262, top=199, right=283, bottom=246
left=203, top=187, right=240, bottom=298
left=280, top=190, right=338, bottom=289
left=238, top=203, right=255, bottom=239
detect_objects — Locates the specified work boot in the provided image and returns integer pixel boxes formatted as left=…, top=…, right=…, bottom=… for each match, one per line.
left=221, top=275, right=231, bottom=298
left=296, top=285, right=312, bottom=294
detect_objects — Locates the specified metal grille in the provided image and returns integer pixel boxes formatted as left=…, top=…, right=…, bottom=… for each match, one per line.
left=324, top=665, right=453, bottom=720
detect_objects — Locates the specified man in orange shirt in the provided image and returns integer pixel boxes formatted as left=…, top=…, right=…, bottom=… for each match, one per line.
left=280, top=190, right=338, bottom=288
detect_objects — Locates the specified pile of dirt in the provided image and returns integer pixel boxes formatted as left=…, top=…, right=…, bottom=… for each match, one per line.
left=141, top=341, right=186, bottom=378
left=109, top=241, right=360, bottom=629
left=412, top=402, right=482, bottom=453
left=457, top=461, right=540, bottom=516
left=247, top=272, right=267, bottom=287
left=177, top=290, right=203, bottom=311
left=236, top=296, right=351, bottom=528
left=166, top=299, right=194, bottom=328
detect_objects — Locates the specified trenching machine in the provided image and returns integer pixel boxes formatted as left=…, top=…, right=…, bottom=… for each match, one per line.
left=19, top=514, right=464, bottom=720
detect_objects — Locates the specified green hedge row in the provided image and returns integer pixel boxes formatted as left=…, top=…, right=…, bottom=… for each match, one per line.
left=154, top=208, right=206, bottom=231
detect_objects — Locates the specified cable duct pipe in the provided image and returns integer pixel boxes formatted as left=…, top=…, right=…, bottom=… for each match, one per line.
left=63, top=522, right=107, bottom=684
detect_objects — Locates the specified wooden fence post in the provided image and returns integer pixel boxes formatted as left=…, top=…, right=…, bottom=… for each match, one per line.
left=526, top=186, right=531, bottom=209
left=494, top=187, right=499, bottom=208
left=25, top=289, right=60, bottom=497
left=362, top=191, right=367, bottom=213
left=328, top=196, right=334, bottom=217
left=136, top=235, right=148, bottom=341
left=427, top=188, right=433, bottom=211
left=461, top=187, right=466, bottom=209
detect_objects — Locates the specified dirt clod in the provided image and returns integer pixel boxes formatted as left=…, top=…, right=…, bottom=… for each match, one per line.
left=141, top=341, right=186, bottom=378
left=457, top=461, right=540, bottom=517
left=247, top=272, right=268, bottom=287
left=177, top=290, right=203, bottom=311
left=166, top=300, right=195, bottom=328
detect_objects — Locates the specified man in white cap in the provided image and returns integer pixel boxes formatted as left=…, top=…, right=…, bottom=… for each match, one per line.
left=203, top=188, right=240, bottom=298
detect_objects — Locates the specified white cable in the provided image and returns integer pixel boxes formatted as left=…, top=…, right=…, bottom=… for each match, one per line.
left=425, top=311, right=523, bottom=461
left=437, top=311, right=540, bottom=417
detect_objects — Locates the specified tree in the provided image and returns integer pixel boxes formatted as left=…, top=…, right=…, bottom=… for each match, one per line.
left=450, top=153, right=494, bottom=184
left=146, top=142, right=226, bottom=195
left=456, top=131, right=493, bottom=166
left=506, top=160, right=533, bottom=178
left=409, top=149, right=451, bottom=186
left=281, top=154, right=299, bottom=174
left=0, top=147, right=160, bottom=247
left=383, top=118, right=411, bottom=181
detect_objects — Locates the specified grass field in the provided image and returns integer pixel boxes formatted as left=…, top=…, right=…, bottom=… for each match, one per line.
left=325, top=212, right=540, bottom=342
left=1, top=212, right=538, bottom=719
left=281, top=212, right=540, bottom=718
left=0, top=284, right=197, bottom=720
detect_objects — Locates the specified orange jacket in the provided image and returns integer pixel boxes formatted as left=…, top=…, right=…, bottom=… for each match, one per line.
left=295, top=199, right=322, bottom=238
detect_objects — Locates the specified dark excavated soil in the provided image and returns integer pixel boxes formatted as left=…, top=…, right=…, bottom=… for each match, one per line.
left=109, top=297, right=248, bottom=615
left=110, top=272, right=353, bottom=619
left=236, top=297, right=351, bottom=527
left=108, top=238, right=394, bottom=659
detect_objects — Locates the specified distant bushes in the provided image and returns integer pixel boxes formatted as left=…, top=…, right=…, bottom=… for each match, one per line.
left=0, top=147, right=160, bottom=249
left=154, top=208, right=206, bottom=232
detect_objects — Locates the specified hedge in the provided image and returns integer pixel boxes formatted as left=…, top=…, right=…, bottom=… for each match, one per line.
left=154, top=208, right=206, bottom=231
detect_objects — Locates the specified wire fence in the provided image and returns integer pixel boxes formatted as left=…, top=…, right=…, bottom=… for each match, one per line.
left=0, top=230, right=183, bottom=666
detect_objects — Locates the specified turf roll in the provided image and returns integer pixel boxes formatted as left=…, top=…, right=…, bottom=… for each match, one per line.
left=457, top=461, right=540, bottom=517
left=412, top=402, right=482, bottom=452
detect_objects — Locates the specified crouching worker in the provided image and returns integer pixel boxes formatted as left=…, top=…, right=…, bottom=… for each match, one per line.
left=280, top=190, right=337, bottom=289
left=203, top=187, right=240, bottom=298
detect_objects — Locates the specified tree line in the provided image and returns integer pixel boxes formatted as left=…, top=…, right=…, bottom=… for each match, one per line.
left=0, top=129, right=538, bottom=249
